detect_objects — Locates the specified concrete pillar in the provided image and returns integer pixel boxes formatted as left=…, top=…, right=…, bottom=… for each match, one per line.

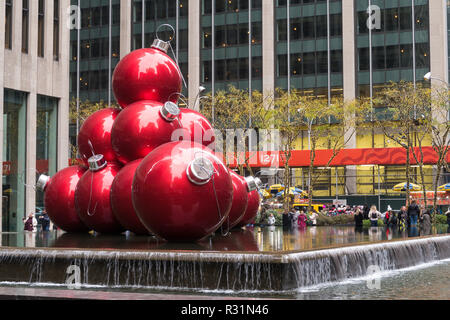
left=188, top=0, right=201, bottom=111
left=429, top=0, right=449, bottom=86
left=25, top=0, right=40, bottom=217
left=342, top=0, right=357, bottom=195
left=0, top=0, right=5, bottom=232
left=429, top=0, right=449, bottom=126
left=120, top=0, right=132, bottom=58
left=262, top=0, right=275, bottom=104
left=57, top=0, right=71, bottom=171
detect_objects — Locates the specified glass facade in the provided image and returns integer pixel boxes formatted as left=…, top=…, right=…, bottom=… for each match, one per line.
left=35, top=96, right=58, bottom=211
left=2, top=90, right=27, bottom=232
left=70, top=0, right=121, bottom=103
left=132, top=0, right=189, bottom=99
left=201, top=0, right=263, bottom=93
left=355, top=0, right=431, bottom=197
left=275, top=0, right=343, bottom=101
left=355, top=0, right=430, bottom=105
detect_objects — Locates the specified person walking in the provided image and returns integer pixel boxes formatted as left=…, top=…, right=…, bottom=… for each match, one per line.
left=39, top=210, right=51, bottom=231
left=407, top=200, right=420, bottom=226
left=363, top=204, right=370, bottom=220
left=445, top=208, right=450, bottom=233
left=420, top=209, right=432, bottom=235
left=368, top=205, right=381, bottom=227
left=354, top=207, right=364, bottom=228
left=23, top=213, right=37, bottom=232
left=309, top=210, right=318, bottom=227
left=298, top=211, right=307, bottom=229
left=388, top=210, right=397, bottom=227
left=267, top=213, right=276, bottom=226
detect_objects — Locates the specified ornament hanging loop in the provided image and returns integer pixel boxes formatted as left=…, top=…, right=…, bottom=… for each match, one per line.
left=156, top=24, right=176, bottom=44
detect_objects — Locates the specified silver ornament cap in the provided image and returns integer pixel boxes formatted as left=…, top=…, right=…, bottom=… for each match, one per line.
left=36, top=175, right=51, bottom=191
left=88, top=154, right=107, bottom=172
left=151, top=39, right=170, bottom=53
left=160, top=101, right=180, bottom=122
left=187, top=157, right=214, bottom=186
left=245, top=176, right=263, bottom=192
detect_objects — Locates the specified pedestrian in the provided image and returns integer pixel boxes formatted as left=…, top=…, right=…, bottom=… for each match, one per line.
left=309, top=210, right=318, bottom=226
left=368, top=205, right=381, bottom=227
left=363, top=204, right=370, bottom=220
left=291, top=208, right=299, bottom=226
left=420, top=209, right=432, bottom=235
left=39, top=210, right=51, bottom=231
left=23, top=213, right=37, bottom=232
left=388, top=210, right=397, bottom=227
left=354, top=207, right=364, bottom=228
left=267, top=213, right=276, bottom=226
left=446, top=208, right=450, bottom=227
left=407, top=200, right=420, bottom=226
left=298, top=210, right=307, bottom=229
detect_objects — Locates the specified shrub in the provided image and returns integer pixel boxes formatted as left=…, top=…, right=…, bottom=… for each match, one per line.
left=363, top=219, right=384, bottom=228
left=433, top=214, right=448, bottom=225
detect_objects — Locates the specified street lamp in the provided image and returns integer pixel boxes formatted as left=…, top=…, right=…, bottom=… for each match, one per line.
left=424, top=72, right=449, bottom=87
left=193, top=86, right=206, bottom=110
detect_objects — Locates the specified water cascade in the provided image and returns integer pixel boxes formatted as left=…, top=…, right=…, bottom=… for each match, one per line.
left=0, top=235, right=449, bottom=293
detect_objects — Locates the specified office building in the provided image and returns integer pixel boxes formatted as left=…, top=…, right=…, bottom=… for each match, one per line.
left=1, top=0, right=71, bottom=232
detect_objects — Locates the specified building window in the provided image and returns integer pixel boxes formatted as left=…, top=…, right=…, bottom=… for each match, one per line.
left=38, top=0, right=45, bottom=57
left=3, top=89, right=27, bottom=232
left=36, top=96, right=59, bottom=210
left=53, top=0, right=60, bottom=60
left=5, top=0, right=12, bottom=49
left=22, top=0, right=29, bottom=53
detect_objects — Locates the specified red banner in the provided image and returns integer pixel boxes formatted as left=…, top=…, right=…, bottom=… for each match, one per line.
left=226, top=146, right=450, bottom=168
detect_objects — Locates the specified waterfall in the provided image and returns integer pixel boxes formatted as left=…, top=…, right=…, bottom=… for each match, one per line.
left=0, top=235, right=449, bottom=293
left=284, top=235, right=450, bottom=289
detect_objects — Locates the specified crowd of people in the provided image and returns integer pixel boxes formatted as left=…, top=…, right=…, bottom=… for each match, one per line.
left=258, top=199, right=450, bottom=232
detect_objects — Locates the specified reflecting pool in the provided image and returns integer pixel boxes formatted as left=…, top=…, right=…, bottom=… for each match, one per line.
left=1, top=224, right=449, bottom=252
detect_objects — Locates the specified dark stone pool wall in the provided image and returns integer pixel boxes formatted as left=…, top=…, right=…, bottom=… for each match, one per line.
left=0, top=235, right=449, bottom=292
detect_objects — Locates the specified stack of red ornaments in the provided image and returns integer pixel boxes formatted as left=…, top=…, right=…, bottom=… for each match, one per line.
left=37, top=38, right=262, bottom=242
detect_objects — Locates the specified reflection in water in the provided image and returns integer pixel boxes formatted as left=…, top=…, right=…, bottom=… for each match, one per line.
left=0, top=225, right=448, bottom=252
left=295, top=259, right=450, bottom=300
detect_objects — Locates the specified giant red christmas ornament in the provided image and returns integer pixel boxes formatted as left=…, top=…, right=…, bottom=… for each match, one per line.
left=75, top=155, right=124, bottom=234
left=36, top=166, right=89, bottom=233
left=236, top=190, right=261, bottom=228
left=110, top=159, right=149, bottom=235
left=223, top=171, right=249, bottom=230
left=178, top=108, right=215, bottom=149
left=112, top=39, right=182, bottom=108
left=111, top=100, right=182, bottom=164
left=132, top=141, right=233, bottom=242
left=77, top=108, right=121, bottom=167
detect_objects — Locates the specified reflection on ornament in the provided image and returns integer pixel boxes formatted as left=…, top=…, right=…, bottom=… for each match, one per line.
left=223, top=170, right=249, bottom=230
left=112, top=40, right=182, bottom=108
left=111, top=100, right=181, bottom=164
left=236, top=190, right=261, bottom=228
left=75, top=155, right=124, bottom=234
left=178, top=108, right=215, bottom=149
left=132, top=141, right=233, bottom=242
left=110, top=159, right=149, bottom=235
left=77, top=108, right=121, bottom=167
left=38, top=166, right=89, bottom=233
